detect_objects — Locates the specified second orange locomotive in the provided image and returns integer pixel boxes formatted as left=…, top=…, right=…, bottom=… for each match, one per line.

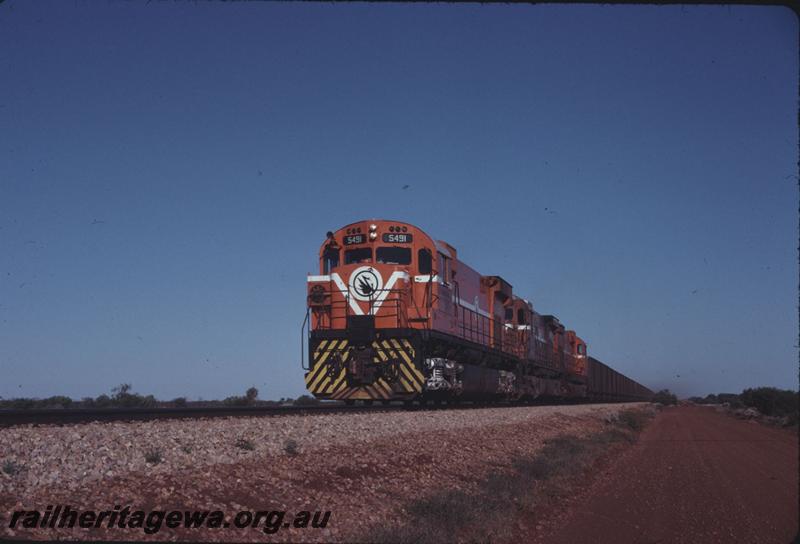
left=303, top=219, right=601, bottom=404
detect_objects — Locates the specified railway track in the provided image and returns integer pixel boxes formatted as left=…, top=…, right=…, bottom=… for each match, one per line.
left=0, top=398, right=632, bottom=427
left=0, top=403, right=394, bottom=427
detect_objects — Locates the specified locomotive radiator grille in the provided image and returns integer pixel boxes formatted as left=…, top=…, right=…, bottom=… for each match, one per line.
left=305, top=338, right=424, bottom=400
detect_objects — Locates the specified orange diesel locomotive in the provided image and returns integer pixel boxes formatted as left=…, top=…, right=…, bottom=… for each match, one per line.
left=302, top=220, right=651, bottom=404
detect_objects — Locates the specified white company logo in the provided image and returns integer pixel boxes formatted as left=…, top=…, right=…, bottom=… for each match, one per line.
left=349, top=266, right=383, bottom=301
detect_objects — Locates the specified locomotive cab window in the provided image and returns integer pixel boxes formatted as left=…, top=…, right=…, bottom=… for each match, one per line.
left=505, top=308, right=513, bottom=321
left=517, top=309, right=527, bottom=325
left=376, top=247, right=411, bottom=265
left=345, top=248, right=372, bottom=264
left=438, top=253, right=451, bottom=284
left=418, top=248, right=432, bottom=274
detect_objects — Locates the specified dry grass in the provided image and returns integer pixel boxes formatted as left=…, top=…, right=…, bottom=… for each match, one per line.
left=362, top=407, right=654, bottom=544
left=143, top=448, right=163, bottom=465
left=234, top=437, right=255, bottom=451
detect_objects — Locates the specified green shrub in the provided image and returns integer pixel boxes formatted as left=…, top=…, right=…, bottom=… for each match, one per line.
left=235, top=437, right=255, bottom=451
left=94, top=394, right=113, bottom=408
left=284, top=439, right=299, bottom=456
left=511, top=436, right=588, bottom=482
left=717, top=393, right=743, bottom=407
left=42, top=396, right=73, bottom=408
left=364, top=426, right=647, bottom=544
left=245, top=387, right=258, bottom=404
left=616, top=409, right=649, bottom=431
left=144, top=448, right=163, bottom=464
left=111, top=384, right=157, bottom=408
left=652, top=389, right=678, bottom=405
left=293, top=394, right=320, bottom=406
left=740, top=387, right=799, bottom=419
left=2, top=460, right=21, bottom=475
left=223, top=395, right=249, bottom=406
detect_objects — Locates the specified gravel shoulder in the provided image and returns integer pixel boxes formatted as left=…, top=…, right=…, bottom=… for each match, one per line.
left=1, top=403, right=644, bottom=541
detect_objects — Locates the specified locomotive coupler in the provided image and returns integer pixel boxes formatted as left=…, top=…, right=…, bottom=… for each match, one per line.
left=347, top=345, right=379, bottom=385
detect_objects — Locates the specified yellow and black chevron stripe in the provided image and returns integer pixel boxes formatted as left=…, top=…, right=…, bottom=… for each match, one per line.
left=370, top=339, right=424, bottom=395
left=305, top=339, right=350, bottom=398
left=305, top=338, right=425, bottom=401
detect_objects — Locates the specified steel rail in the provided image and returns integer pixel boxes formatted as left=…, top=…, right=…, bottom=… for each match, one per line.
left=0, top=403, right=395, bottom=427
left=0, top=398, right=645, bottom=428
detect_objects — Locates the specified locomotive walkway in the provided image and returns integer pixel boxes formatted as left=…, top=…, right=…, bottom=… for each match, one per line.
left=539, top=406, right=798, bottom=544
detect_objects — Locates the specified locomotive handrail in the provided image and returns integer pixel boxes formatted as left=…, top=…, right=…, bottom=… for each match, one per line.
left=455, top=303, right=493, bottom=348
left=300, top=308, right=310, bottom=371
left=316, top=285, right=410, bottom=329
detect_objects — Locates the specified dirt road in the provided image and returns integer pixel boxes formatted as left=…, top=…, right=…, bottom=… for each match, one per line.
left=542, top=406, right=798, bottom=544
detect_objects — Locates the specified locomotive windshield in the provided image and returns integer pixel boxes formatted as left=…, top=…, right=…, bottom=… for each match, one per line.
left=376, top=247, right=411, bottom=265
left=345, top=247, right=372, bottom=264
left=418, top=248, right=432, bottom=274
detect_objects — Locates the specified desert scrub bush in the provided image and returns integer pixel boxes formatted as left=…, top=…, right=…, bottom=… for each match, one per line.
left=235, top=437, right=255, bottom=451
left=2, top=460, right=22, bottom=476
left=41, top=395, right=73, bottom=408
left=514, top=436, right=588, bottom=481
left=740, top=387, right=799, bottom=419
left=366, top=434, right=614, bottom=542
left=293, top=394, right=320, bottom=406
left=616, top=409, right=650, bottom=432
left=362, top=426, right=649, bottom=544
left=224, top=387, right=260, bottom=407
left=589, top=427, right=632, bottom=444
left=0, top=398, right=37, bottom=409
left=93, top=394, right=113, bottom=408
left=652, top=389, right=678, bottom=405
left=390, top=489, right=497, bottom=543
left=144, top=448, right=163, bottom=465
left=245, top=387, right=259, bottom=404
left=284, top=439, right=299, bottom=456
left=112, top=384, right=157, bottom=408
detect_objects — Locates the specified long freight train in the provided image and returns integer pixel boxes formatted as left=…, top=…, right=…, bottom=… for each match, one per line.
left=302, top=220, right=652, bottom=404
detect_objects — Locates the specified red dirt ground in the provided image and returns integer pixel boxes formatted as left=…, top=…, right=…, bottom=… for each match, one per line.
left=538, top=406, right=799, bottom=544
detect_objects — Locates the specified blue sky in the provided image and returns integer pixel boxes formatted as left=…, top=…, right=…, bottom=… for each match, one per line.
left=0, top=2, right=796, bottom=401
